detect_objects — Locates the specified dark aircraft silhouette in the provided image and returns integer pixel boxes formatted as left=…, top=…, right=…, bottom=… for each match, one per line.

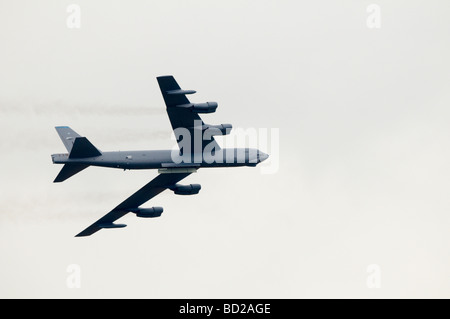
left=51, top=76, right=269, bottom=237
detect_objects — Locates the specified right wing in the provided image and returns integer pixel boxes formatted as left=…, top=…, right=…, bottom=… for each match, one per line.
left=75, top=172, right=192, bottom=237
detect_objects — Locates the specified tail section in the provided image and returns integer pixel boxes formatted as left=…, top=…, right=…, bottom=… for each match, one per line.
left=53, top=126, right=102, bottom=182
left=69, top=137, right=101, bottom=158
left=55, top=126, right=81, bottom=152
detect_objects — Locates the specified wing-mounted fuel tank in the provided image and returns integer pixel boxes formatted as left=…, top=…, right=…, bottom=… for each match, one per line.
left=169, top=184, right=201, bottom=195
left=175, top=102, right=218, bottom=114
left=130, top=207, right=164, bottom=218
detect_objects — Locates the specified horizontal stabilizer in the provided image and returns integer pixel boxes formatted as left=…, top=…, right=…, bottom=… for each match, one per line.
left=69, top=137, right=102, bottom=159
left=54, top=163, right=89, bottom=183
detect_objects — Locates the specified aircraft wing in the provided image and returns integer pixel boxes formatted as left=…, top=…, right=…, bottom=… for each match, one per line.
left=75, top=172, right=192, bottom=237
left=157, top=75, right=222, bottom=154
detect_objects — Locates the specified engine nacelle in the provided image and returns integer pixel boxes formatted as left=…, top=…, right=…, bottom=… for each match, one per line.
left=192, top=102, right=218, bottom=113
left=170, top=184, right=201, bottom=195
left=131, top=207, right=164, bottom=218
left=176, top=102, right=218, bottom=113
left=206, top=124, right=232, bottom=136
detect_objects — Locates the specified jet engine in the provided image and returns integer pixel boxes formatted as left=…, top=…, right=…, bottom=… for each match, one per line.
left=170, top=184, right=201, bottom=195
left=131, top=207, right=164, bottom=218
left=176, top=102, right=218, bottom=113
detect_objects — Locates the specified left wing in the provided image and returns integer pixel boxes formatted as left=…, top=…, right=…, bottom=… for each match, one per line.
left=157, top=75, right=225, bottom=155
left=75, top=172, right=192, bottom=237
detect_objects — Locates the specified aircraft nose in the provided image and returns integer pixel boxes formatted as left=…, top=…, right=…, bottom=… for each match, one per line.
left=258, top=152, right=269, bottom=162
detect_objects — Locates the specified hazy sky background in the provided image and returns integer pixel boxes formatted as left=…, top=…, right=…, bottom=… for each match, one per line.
left=0, top=0, right=449, bottom=298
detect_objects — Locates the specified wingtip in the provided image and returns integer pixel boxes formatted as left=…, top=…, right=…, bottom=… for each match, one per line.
left=75, top=230, right=91, bottom=237
left=156, top=75, right=174, bottom=79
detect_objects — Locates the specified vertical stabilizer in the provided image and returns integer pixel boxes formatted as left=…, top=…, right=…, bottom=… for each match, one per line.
left=55, top=126, right=81, bottom=152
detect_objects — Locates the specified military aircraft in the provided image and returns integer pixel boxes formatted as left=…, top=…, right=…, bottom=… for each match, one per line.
left=51, top=76, right=269, bottom=237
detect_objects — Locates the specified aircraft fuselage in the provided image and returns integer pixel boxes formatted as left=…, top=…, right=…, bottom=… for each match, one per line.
left=52, top=148, right=269, bottom=170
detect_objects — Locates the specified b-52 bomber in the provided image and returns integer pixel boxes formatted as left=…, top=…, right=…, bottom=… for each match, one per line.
left=51, top=76, right=269, bottom=237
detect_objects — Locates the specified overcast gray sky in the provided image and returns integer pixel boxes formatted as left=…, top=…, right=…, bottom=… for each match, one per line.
left=0, top=0, right=449, bottom=298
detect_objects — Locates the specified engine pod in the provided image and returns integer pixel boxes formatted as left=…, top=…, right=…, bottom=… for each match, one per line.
left=170, top=184, right=201, bottom=195
left=132, top=207, right=164, bottom=218
left=175, top=102, right=218, bottom=113
left=192, top=102, right=218, bottom=113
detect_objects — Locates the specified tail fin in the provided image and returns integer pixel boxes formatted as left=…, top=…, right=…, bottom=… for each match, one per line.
left=53, top=126, right=102, bottom=182
left=54, top=164, right=89, bottom=183
left=55, top=126, right=101, bottom=157
left=55, top=126, right=81, bottom=152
